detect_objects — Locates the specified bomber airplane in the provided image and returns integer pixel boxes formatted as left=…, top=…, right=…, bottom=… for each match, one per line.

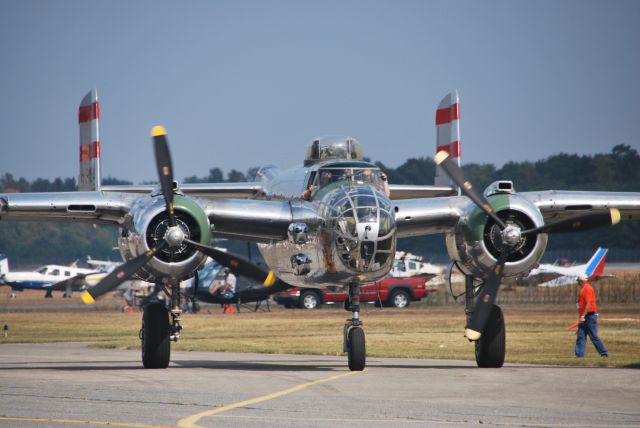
left=1, top=89, right=639, bottom=370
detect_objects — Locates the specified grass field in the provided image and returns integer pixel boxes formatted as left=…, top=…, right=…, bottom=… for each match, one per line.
left=1, top=293, right=638, bottom=368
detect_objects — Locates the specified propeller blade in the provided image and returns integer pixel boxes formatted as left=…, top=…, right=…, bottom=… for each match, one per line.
left=152, top=126, right=176, bottom=227
left=435, top=151, right=507, bottom=229
left=522, top=208, right=621, bottom=236
left=464, top=248, right=510, bottom=341
left=184, top=238, right=285, bottom=289
left=81, top=241, right=167, bottom=304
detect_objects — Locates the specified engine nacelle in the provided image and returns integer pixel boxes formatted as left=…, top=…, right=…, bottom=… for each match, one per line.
left=118, top=194, right=211, bottom=283
left=445, top=192, right=548, bottom=278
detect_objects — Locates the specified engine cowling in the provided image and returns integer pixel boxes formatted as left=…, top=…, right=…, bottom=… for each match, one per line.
left=445, top=193, right=548, bottom=278
left=118, top=194, right=211, bottom=283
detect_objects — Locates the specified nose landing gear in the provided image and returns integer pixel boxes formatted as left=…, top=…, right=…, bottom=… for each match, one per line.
left=343, top=278, right=366, bottom=371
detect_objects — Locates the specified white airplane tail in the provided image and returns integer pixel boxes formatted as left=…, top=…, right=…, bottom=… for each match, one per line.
left=434, top=90, right=461, bottom=194
left=0, top=254, right=9, bottom=275
left=584, top=247, right=608, bottom=279
left=78, top=89, right=101, bottom=191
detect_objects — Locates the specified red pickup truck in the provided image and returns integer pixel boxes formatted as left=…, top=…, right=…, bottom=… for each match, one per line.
left=274, top=276, right=435, bottom=309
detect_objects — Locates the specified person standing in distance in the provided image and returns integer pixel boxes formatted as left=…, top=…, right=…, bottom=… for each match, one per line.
left=575, top=274, right=608, bottom=358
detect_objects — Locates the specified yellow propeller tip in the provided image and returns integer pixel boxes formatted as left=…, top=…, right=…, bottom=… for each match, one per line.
left=81, top=290, right=96, bottom=305
left=464, top=328, right=481, bottom=341
left=263, top=271, right=277, bottom=287
left=434, top=150, right=450, bottom=165
left=610, top=208, right=621, bottom=225
left=151, top=125, right=167, bottom=137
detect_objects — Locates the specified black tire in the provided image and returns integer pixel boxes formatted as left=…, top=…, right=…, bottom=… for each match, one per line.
left=348, top=327, right=366, bottom=371
left=141, top=303, right=170, bottom=369
left=389, top=289, right=410, bottom=308
left=299, top=290, right=320, bottom=309
left=475, top=305, right=505, bottom=368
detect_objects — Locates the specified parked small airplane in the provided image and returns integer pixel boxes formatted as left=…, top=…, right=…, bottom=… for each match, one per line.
left=1, top=89, right=638, bottom=372
left=0, top=254, right=105, bottom=297
left=524, top=247, right=613, bottom=287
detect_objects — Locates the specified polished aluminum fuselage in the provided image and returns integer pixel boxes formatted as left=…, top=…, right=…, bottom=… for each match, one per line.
left=250, top=163, right=396, bottom=289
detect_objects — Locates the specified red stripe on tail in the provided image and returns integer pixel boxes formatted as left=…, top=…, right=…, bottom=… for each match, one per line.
left=79, top=142, right=101, bottom=161
left=435, top=103, right=460, bottom=125
left=436, top=141, right=461, bottom=157
left=78, top=102, right=100, bottom=123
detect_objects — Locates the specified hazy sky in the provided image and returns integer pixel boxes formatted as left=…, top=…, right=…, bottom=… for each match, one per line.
left=1, top=0, right=639, bottom=184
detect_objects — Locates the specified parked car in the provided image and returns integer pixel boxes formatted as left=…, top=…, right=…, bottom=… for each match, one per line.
left=274, top=276, right=436, bottom=309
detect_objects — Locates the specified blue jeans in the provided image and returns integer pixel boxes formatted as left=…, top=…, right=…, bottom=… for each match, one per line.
left=575, top=313, right=608, bottom=357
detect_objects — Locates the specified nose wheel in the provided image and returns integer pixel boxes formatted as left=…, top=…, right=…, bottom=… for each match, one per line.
left=343, top=278, right=366, bottom=371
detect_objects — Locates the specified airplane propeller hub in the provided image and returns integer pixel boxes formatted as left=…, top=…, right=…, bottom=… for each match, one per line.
left=165, top=225, right=186, bottom=247
left=501, top=224, right=522, bottom=247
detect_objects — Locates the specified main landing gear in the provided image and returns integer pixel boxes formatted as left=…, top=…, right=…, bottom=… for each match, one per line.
left=140, top=281, right=183, bottom=369
left=343, top=278, right=366, bottom=371
left=464, top=275, right=506, bottom=368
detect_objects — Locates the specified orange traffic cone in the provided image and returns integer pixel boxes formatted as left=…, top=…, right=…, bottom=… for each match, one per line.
left=223, top=304, right=236, bottom=314
left=128, top=306, right=134, bottom=314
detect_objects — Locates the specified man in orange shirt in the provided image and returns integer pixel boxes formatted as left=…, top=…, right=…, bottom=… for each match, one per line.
left=575, top=275, right=608, bottom=358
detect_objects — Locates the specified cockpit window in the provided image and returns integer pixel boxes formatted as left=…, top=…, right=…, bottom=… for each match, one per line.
left=36, top=267, right=48, bottom=274
left=313, top=167, right=384, bottom=193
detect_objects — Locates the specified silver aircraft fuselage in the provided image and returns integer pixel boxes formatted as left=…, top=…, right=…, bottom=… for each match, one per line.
left=251, top=160, right=396, bottom=289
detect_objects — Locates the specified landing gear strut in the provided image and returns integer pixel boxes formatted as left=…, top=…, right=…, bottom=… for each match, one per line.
left=465, top=275, right=506, bottom=368
left=140, top=281, right=183, bottom=369
left=343, top=278, right=366, bottom=371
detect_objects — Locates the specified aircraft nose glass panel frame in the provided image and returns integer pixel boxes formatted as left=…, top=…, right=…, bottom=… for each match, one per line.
left=320, top=185, right=396, bottom=274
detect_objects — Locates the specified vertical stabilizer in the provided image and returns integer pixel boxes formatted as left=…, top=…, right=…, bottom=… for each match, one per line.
left=585, top=247, right=608, bottom=279
left=0, top=254, right=9, bottom=275
left=434, top=91, right=461, bottom=194
left=78, top=89, right=101, bottom=191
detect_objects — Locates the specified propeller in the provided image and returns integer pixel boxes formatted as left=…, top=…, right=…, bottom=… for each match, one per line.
left=184, top=238, right=290, bottom=291
left=82, top=126, right=290, bottom=304
left=522, top=208, right=620, bottom=235
left=81, top=241, right=167, bottom=304
left=82, top=126, right=179, bottom=304
left=435, top=151, right=507, bottom=229
left=434, top=150, right=622, bottom=340
left=152, top=126, right=176, bottom=227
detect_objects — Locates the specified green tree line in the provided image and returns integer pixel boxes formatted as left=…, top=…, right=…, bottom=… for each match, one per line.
left=1, top=144, right=638, bottom=266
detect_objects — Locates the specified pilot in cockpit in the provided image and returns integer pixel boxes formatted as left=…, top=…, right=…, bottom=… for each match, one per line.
left=356, top=169, right=390, bottom=197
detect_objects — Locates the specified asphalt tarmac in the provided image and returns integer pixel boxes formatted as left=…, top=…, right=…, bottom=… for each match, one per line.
left=0, top=343, right=639, bottom=428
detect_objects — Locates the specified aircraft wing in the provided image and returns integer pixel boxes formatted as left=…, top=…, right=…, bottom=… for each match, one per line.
left=0, top=191, right=137, bottom=225
left=197, top=198, right=319, bottom=242
left=0, top=188, right=317, bottom=243
left=521, top=191, right=640, bottom=221
left=388, top=184, right=457, bottom=200
left=393, top=196, right=469, bottom=238
left=393, top=190, right=640, bottom=239
left=101, top=182, right=266, bottom=199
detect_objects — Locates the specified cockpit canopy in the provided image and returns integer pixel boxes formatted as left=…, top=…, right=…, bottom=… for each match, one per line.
left=310, top=163, right=386, bottom=196
left=304, top=136, right=363, bottom=166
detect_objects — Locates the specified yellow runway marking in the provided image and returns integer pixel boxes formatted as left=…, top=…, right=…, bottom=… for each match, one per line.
left=177, top=370, right=362, bottom=428
left=0, top=416, right=173, bottom=428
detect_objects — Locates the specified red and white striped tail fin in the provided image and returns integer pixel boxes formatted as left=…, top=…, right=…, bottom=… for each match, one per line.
left=434, top=90, right=461, bottom=193
left=78, top=89, right=101, bottom=191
